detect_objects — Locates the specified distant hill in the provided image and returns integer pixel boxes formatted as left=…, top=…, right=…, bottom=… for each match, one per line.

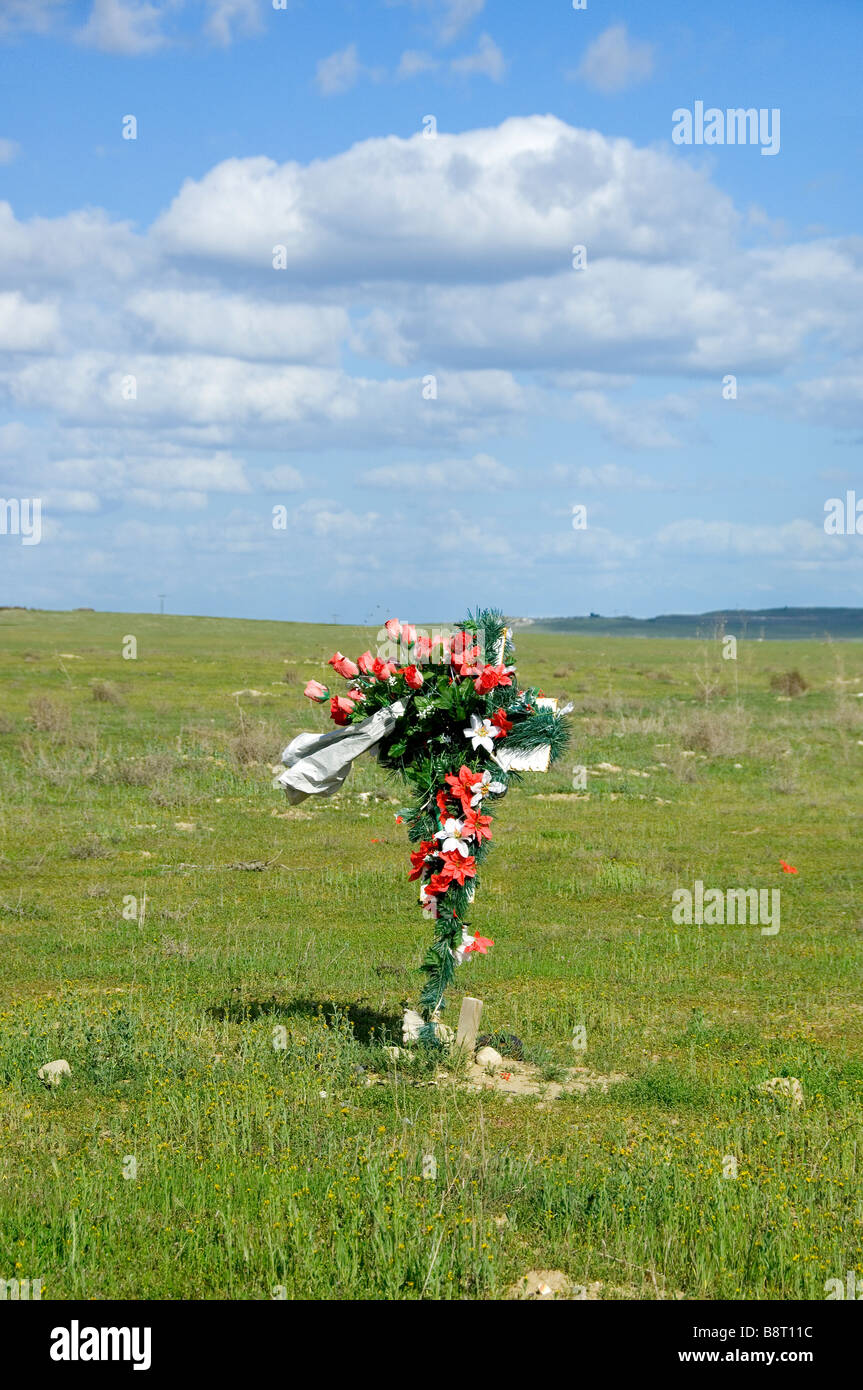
left=521, top=607, right=863, bottom=640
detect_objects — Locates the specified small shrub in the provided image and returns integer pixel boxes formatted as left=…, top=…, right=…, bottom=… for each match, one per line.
left=28, top=696, right=70, bottom=734
left=769, top=670, right=808, bottom=696
left=90, top=679, right=122, bottom=704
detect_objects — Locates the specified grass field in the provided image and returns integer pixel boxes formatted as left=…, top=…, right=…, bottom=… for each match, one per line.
left=1, top=608, right=862, bottom=1301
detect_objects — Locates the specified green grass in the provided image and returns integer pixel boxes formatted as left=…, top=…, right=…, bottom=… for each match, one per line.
left=1, top=608, right=862, bottom=1300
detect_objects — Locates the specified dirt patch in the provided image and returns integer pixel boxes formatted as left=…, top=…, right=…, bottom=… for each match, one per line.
left=461, top=1059, right=626, bottom=1100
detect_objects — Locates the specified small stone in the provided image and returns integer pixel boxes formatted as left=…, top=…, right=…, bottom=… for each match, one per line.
left=38, top=1059, right=71, bottom=1087
left=476, top=1046, right=503, bottom=1067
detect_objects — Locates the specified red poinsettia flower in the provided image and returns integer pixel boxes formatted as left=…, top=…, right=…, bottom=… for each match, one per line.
left=435, top=788, right=452, bottom=818
left=780, top=860, right=799, bottom=874
left=463, top=932, right=493, bottom=955
left=439, top=850, right=477, bottom=885
left=445, top=765, right=484, bottom=814
left=408, top=839, right=438, bottom=880
left=491, top=707, right=512, bottom=736
left=463, top=809, right=493, bottom=844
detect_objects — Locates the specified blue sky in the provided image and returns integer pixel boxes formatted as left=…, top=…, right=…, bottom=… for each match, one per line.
left=1, top=0, right=862, bottom=622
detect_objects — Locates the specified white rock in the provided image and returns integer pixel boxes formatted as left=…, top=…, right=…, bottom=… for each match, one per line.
left=757, top=1077, right=804, bottom=1109
left=38, top=1059, right=71, bottom=1087
left=402, top=1009, right=425, bottom=1043
left=476, top=1046, right=503, bottom=1067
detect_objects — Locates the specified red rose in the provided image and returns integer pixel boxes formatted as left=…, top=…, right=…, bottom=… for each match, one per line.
left=328, top=651, right=360, bottom=679
left=329, top=695, right=356, bottom=725
left=303, top=679, right=329, bottom=703
left=402, top=664, right=423, bottom=689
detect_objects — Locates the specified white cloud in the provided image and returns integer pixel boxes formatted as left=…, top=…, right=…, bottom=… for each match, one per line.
left=153, top=117, right=738, bottom=277
left=0, top=0, right=68, bottom=38
left=204, top=0, right=262, bottom=47
left=126, top=289, right=348, bottom=363
left=255, top=463, right=304, bottom=491
left=0, top=137, right=20, bottom=163
left=359, top=452, right=515, bottom=488
left=387, top=0, right=485, bottom=45
left=0, top=291, right=59, bottom=350
left=316, top=43, right=362, bottom=95
left=450, top=32, right=504, bottom=81
left=397, top=48, right=438, bottom=79
left=78, top=0, right=169, bottom=56
left=574, top=24, right=655, bottom=94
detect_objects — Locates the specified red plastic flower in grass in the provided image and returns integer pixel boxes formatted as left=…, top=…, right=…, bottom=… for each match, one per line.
left=328, top=651, right=359, bottom=680
left=491, top=707, right=513, bottom=737
left=372, top=657, right=396, bottom=680
left=329, top=695, right=356, bottom=725
left=357, top=650, right=375, bottom=675
left=413, top=634, right=432, bottom=663
left=780, top=860, right=799, bottom=874
left=346, top=687, right=366, bottom=702
left=435, top=788, right=452, bottom=819
left=474, top=664, right=513, bottom=695
left=463, top=933, right=493, bottom=955
left=463, top=809, right=493, bottom=845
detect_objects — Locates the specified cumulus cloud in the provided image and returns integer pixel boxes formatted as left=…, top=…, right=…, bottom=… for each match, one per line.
left=574, top=24, right=655, bottom=94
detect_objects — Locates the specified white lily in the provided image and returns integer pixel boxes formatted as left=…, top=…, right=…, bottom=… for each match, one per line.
left=435, top=816, right=471, bottom=856
left=470, top=769, right=506, bottom=805
left=451, top=928, right=476, bottom=966
left=464, top=712, right=497, bottom=754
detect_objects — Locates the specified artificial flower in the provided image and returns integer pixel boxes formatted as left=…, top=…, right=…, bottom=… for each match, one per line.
left=474, top=664, right=513, bottom=695
left=464, top=713, right=499, bottom=754
left=303, top=679, right=329, bottom=703
left=328, top=651, right=360, bottom=679
left=372, top=657, right=396, bottom=679
left=435, top=817, right=471, bottom=857
left=329, top=695, right=356, bottom=725
left=346, top=687, right=366, bottom=702
left=463, top=808, right=493, bottom=844
left=463, top=932, right=493, bottom=955
left=491, top=707, right=513, bottom=736
left=402, top=664, right=424, bottom=689
left=357, top=651, right=375, bottom=675
left=384, top=618, right=401, bottom=640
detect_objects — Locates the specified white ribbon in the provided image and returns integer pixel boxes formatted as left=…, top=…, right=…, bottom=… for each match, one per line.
left=274, top=700, right=406, bottom=804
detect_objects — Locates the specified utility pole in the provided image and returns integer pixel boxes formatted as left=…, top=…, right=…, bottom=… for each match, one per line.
left=158, top=594, right=166, bottom=615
